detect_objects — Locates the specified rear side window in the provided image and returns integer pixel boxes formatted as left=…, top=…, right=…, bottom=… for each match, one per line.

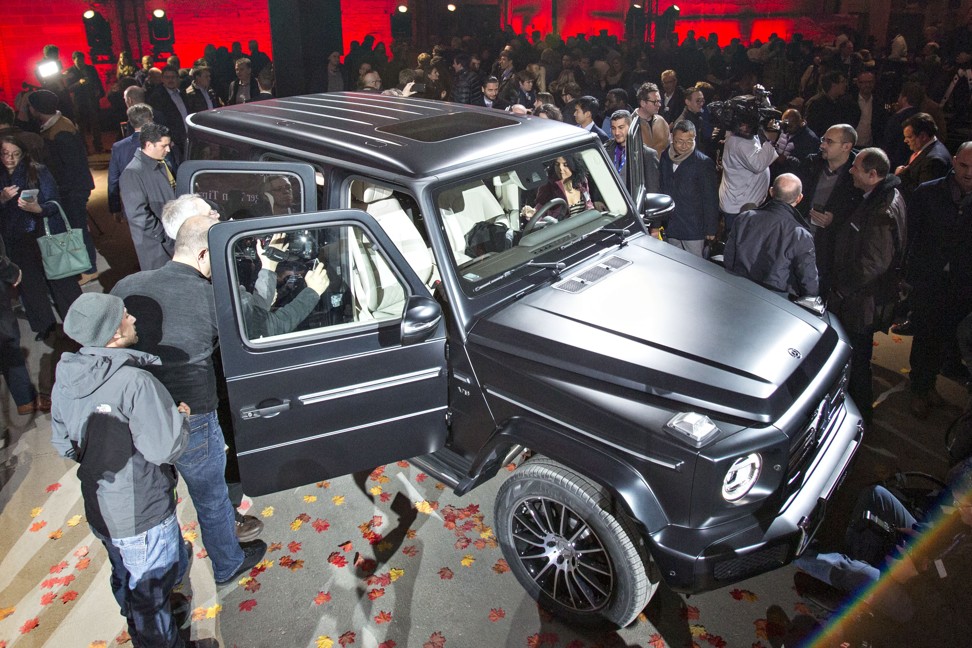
left=186, top=170, right=308, bottom=220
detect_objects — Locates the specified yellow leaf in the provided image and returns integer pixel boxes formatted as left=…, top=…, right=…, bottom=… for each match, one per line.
left=389, top=567, right=404, bottom=582
left=255, top=559, right=274, bottom=570
left=369, top=486, right=383, bottom=496
left=378, top=475, right=390, bottom=484
left=204, top=604, right=222, bottom=618
left=316, top=636, right=334, bottom=648
left=376, top=541, right=392, bottom=553
left=415, top=500, right=435, bottom=515
left=332, top=495, right=345, bottom=506
left=0, top=606, right=15, bottom=620
left=88, top=641, right=108, bottom=648
left=405, top=529, right=417, bottom=539
left=303, top=495, right=317, bottom=503
left=689, top=624, right=707, bottom=638
left=479, top=526, right=494, bottom=539
left=30, top=507, right=43, bottom=518
left=66, top=514, right=83, bottom=527
left=239, top=576, right=253, bottom=587
left=261, top=506, right=275, bottom=517
left=183, top=530, right=198, bottom=543
left=291, top=518, right=304, bottom=531
left=460, top=554, right=475, bottom=567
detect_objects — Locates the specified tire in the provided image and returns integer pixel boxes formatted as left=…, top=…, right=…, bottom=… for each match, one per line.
left=495, top=457, right=658, bottom=627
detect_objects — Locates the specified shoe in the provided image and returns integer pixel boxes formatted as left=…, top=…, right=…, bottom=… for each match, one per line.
left=16, top=402, right=36, bottom=416
left=235, top=512, right=264, bottom=542
left=215, top=540, right=267, bottom=585
left=34, top=323, right=56, bottom=342
left=910, top=393, right=930, bottom=419
left=890, top=319, right=914, bottom=336
left=793, top=571, right=845, bottom=613
left=35, top=395, right=51, bottom=413
left=79, top=272, right=100, bottom=286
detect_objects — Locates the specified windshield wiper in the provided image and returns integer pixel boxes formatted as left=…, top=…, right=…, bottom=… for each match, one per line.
left=526, top=261, right=566, bottom=277
left=601, top=225, right=631, bottom=246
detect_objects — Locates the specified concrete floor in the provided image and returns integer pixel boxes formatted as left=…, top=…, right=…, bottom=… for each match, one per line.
left=0, top=156, right=967, bottom=647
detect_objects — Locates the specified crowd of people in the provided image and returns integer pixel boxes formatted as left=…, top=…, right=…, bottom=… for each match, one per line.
left=1, top=16, right=972, bottom=647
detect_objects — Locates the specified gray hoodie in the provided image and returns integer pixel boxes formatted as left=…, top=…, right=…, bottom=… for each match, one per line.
left=51, top=347, right=188, bottom=539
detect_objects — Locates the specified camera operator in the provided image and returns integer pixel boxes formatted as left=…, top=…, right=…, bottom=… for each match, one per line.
left=717, top=101, right=779, bottom=234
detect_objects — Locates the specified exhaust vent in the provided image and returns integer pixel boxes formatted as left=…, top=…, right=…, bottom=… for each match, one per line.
left=554, top=256, right=631, bottom=294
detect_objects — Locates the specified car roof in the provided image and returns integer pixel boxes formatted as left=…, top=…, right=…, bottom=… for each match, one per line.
left=187, top=92, right=594, bottom=177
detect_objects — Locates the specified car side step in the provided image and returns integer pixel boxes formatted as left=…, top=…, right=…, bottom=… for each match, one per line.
left=410, top=448, right=473, bottom=490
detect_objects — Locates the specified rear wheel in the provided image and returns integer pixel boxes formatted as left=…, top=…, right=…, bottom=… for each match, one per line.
left=495, top=457, right=658, bottom=627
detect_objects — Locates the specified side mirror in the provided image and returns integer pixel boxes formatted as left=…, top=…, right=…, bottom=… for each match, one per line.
left=642, top=193, right=674, bottom=228
left=401, top=294, right=442, bottom=345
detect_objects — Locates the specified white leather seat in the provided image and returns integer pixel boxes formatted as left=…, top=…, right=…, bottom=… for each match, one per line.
left=440, top=182, right=506, bottom=264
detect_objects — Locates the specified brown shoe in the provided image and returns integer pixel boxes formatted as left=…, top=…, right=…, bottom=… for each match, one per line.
left=35, top=395, right=52, bottom=413
left=16, top=402, right=35, bottom=416
left=79, top=272, right=100, bottom=286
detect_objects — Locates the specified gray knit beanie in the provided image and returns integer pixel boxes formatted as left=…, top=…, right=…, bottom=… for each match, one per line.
left=64, top=293, right=125, bottom=347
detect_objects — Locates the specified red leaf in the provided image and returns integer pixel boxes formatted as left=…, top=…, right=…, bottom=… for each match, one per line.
left=244, top=578, right=261, bottom=593
left=379, top=492, right=391, bottom=502
left=401, top=545, right=418, bottom=557
left=438, top=567, right=454, bottom=580
left=473, top=539, right=487, bottom=550
left=40, top=577, right=58, bottom=589
left=312, top=518, right=330, bottom=533
left=423, top=632, right=446, bottom=648
left=268, top=542, right=283, bottom=552
left=396, top=460, right=409, bottom=468
left=327, top=552, right=348, bottom=568
left=59, top=590, right=78, bottom=603
left=378, top=642, right=397, bottom=648
left=374, top=610, right=392, bottom=624
left=338, top=630, right=356, bottom=646
left=339, top=540, right=353, bottom=553
left=238, top=599, right=258, bottom=612
left=649, top=634, right=667, bottom=648
left=367, top=588, right=385, bottom=600
left=488, top=608, right=505, bottom=622
left=40, top=592, right=56, bottom=605
left=49, top=560, right=69, bottom=574
left=296, top=512, right=311, bottom=522
left=680, top=605, right=701, bottom=620
left=314, top=591, right=331, bottom=605
left=29, top=521, right=47, bottom=532
left=19, top=618, right=39, bottom=634
left=288, top=541, right=302, bottom=553
left=415, top=473, right=428, bottom=483
left=45, top=482, right=61, bottom=493
left=453, top=537, right=470, bottom=550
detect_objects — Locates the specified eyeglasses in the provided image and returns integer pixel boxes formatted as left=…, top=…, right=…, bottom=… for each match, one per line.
left=647, top=99, right=662, bottom=105
left=1, top=150, right=23, bottom=159
left=821, top=137, right=846, bottom=145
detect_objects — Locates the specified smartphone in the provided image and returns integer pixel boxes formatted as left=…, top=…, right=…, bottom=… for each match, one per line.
left=812, top=203, right=826, bottom=213
left=412, top=83, right=427, bottom=94
left=20, top=189, right=38, bottom=203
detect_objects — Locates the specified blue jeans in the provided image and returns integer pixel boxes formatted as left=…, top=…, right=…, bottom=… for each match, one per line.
left=176, top=411, right=244, bottom=582
left=93, top=513, right=188, bottom=648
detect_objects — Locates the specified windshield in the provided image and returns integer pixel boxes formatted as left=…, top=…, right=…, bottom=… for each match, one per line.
left=434, top=146, right=632, bottom=294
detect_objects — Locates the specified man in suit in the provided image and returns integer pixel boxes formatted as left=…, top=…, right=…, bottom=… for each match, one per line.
left=634, top=82, right=670, bottom=158
left=659, top=119, right=720, bottom=256
left=148, top=66, right=189, bottom=163
left=475, top=77, right=507, bottom=110
left=776, top=108, right=820, bottom=164
left=605, top=109, right=659, bottom=196
left=120, top=123, right=176, bottom=271
left=881, top=82, right=924, bottom=169
left=804, top=71, right=860, bottom=138
left=573, top=95, right=609, bottom=145
left=109, top=103, right=155, bottom=223
left=64, top=51, right=105, bottom=154
left=852, top=71, right=888, bottom=148
left=895, top=112, right=953, bottom=198
left=227, top=58, right=260, bottom=105
left=185, top=66, right=221, bottom=114
left=659, top=69, right=683, bottom=124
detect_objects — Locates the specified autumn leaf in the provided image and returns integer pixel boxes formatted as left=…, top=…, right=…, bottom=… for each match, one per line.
left=378, top=642, right=398, bottom=648
left=401, top=545, right=418, bottom=557
left=376, top=540, right=392, bottom=553
left=375, top=610, right=392, bottom=624
left=66, top=514, right=83, bottom=527
left=19, top=617, right=39, bottom=634
left=460, top=554, right=475, bottom=567
left=279, top=555, right=296, bottom=569
left=416, top=473, right=428, bottom=483
left=423, top=632, right=446, bottom=648
left=705, top=634, right=728, bottom=648
left=491, top=559, right=510, bottom=574
left=291, top=518, right=304, bottom=531
left=268, top=542, right=283, bottom=552
left=60, top=574, right=76, bottom=587
left=406, top=529, right=417, bottom=539
left=47, top=528, right=63, bottom=540
left=369, top=486, right=382, bottom=496
left=192, top=607, right=207, bottom=621
left=689, top=624, right=708, bottom=638
left=369, top=466, right=386, bottom=481
left=367, top=588, right=385, bottom=600
left=454, top=536, right=470, bottom=550
left=793, top=602, right=813, bottom=616
left=316, top=636, right=334, bottom=648
left=434, top=483, right=446, bottom=490
left=316, top=480, right=331, bottom=488
left=327, top=552, right=348, bottom=568
left=287, top=559, right=304, bottom=571
left=379, top=492, right=391, bottom=502
left=753, top=619, right=769, bottom=641
left=88, top=641, right=108, bottom=648
left=0, top=606, right=15, bottom=621
left=338, top=631, right=356, bottom=646
left=115, top=630, right=131, bottom=644
left=339, top=540, right=353, bottom=552
left=204, top=604, right=222, bottom=619
left=314, top=591, right=332, bottom=606
left=332, top=495, right=345, bottom=506
left=648, top=635, right=667, bottom=648
left=46, top=482, right=61, bottom=493
left=438, top=567, right=454, bottom=580
left=396, top=460, right=409, bottom=468
left=74, top=545, right=89, bottom=558
left=312, top=518, right=330, bottom=533
left=730, top=589, right=758, bottom=602
left=60, top=590, right=79, bottom=604
left=288, top=541, right=302, bottom=553
left=50, top=560, right=69, bottom=574
left=29, top=521, right=47, bottom=532
left=244, top=578, right=261, bottom=593
left=239, top=599, right=258, bottom=612
left=388, top=567, right=404, bottom=582
left=304, top=495, right=318, bottom=503
left=681, top=605, right=701, bottom=620
left=40, top=592, right=56, bottom=606
left=472, top=539, right=487, bottom=550
left=261, top=506, right=275, bottom=517
left=367, top=572, right=391, bottom=587
left=488, top=608, right=505, bottom=622
left=183, top=530, right=198, bottom=543
left=254, top=559, right=273, bottom=571
left=75, top=557, right=91, bottom=570
left=415, top=500, right=436, bottom=514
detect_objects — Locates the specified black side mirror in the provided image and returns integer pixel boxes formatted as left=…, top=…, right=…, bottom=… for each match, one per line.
left=642, top=193, right=674, bottom=229
left=401, top=294, right=442, bottom=345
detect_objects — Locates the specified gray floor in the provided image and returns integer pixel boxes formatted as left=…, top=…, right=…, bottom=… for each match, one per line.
left=0, top=159, right=965, bottom=647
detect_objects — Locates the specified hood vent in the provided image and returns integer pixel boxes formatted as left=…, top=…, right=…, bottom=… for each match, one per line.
left=554, top=256, right=632, bottom=293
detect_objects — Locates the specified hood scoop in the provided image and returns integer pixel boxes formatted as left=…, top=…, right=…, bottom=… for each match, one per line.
left=554, top=255, right=631, bottom=294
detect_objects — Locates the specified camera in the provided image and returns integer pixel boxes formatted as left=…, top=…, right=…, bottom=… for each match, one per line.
left=708, top=85, right=781, bottom=134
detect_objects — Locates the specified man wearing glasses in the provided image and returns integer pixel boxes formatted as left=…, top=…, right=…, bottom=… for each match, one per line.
left=635, top=82, right=670, bottom=158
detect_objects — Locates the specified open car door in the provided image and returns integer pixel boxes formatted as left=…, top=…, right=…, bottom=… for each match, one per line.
left=178, top=161, right=448, bottom=495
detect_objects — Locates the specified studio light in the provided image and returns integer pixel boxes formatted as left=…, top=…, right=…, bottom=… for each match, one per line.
left=37, top=60, right=60, bottom=80
left=148, top=9, right=175, bottom=60
left=447, top=3, right=457, bottom=11
left=397, top=4, right=408, bottom=12
left=82, top=9, right=113, bottom=62
left=153, top=9, right=166, bottom=18
left=657, top=5, right=680, bottom=38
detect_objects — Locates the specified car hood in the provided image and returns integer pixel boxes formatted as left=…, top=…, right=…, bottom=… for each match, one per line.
left=468, top=236, right=844, bottom=424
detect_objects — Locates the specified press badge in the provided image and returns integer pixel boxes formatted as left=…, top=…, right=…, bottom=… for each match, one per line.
left=934, top=558, right=947, bottom=578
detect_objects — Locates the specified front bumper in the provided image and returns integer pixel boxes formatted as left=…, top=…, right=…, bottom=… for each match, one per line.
left=648, top=396, right=863, bottom=593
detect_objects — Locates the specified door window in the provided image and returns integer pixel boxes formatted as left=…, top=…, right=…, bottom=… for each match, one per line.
left=189, top=170, right=307, bottom=220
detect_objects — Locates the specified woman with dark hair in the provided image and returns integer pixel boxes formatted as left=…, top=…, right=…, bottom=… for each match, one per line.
left=0, top=136, right=82, bottom=342
left=521, top=155, right=594, bottom=225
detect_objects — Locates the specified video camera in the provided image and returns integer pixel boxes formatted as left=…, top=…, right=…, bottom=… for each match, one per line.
left=707, top=85, right=781, bottom=134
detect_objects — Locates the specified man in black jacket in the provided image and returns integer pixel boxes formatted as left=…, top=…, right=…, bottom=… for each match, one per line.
left=725, top=173, right=818, bottom=297
left=148, top=66, right=189, bottom=162
left=829, top=148, right=907, bottom=423
left=605, top=110, right=659, bottom=196
left=64, top=51, right=105, bottom=154
left=659, top=119, right=719, bottom=255
left=895, top=112, right=952, bottom=199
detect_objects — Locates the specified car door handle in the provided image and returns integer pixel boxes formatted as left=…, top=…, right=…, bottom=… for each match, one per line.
left=240, top=398, right=291, bottom=420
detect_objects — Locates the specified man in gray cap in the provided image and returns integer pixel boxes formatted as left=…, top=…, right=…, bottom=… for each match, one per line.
left=51, top=293, right=192, bottom=647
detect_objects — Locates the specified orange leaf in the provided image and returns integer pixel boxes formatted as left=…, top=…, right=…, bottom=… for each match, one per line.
left=19, top=617, right=39, bottom=634
left=115, top=630, right=131, bottom=644
left=48, top=529, right=63, bottom=540
left=0, top=606, right=15, bottom=620
left=491, top=559, right=510, bottom=574
left=75, top=557, right=91, bottom=570
left=729, top=588, right=758, bottom=602
left=367, top=588, right=385, bottom=600
left=287, top=559, right=304, bottom=571
left=239, top=599, right=258, bottom=612
left=287, top=541, right=301, bottom=553
left=45, top=482, right=61, bottom=492
left=314, top=591, right=332, bottom=606
left=339, top=540, right=353, bottom=552
left=29, top=521, right=47, bottom=532
left=60, top=590, right=79, bottom=603
left=50, top=560, right=69, bottom=574
left=396, top=460, right=409, bottom=468
left=89, top=641, right=108, bottom=648
left=648, top=634, right=667, bottom=648
left=488, top=608, right=505, bottom=622
left=40, top=592, right=57, bottom=606
left=268, top=542, right=283, bottom=552
left=375, top=610, right=392, bottom=624
left=244, top=578, right=261, bottom=593
left=338, top=631, right=356, bottom=646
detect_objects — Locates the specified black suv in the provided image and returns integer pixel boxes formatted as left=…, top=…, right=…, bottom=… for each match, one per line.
left=182, top=93, right=862, bottom=627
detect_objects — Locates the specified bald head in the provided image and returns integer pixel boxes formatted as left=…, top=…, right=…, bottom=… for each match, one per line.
left=771, top=173, right=803, bottom=206
left=124, top=85, right=147, bottom=108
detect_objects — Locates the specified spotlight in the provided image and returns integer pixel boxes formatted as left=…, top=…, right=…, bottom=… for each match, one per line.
left=148, top=9, right=175, bottom=60
left=447, top=3, right=456, bottom=10
left=656, top=5, right=680, bottom=38
left=397, top=4, right=408, bottom=12
left=153, top=9, right=166, bottom=18
left=83, top=9, right=113, bottom=62
left=37, top=60, right=61, bottom=80
left=391, top=5, right=412, bottom=38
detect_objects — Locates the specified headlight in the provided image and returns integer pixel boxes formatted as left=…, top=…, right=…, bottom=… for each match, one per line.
left=722, top=453, right=762, bottom=502
left=666, top=411, right=721, bottom=447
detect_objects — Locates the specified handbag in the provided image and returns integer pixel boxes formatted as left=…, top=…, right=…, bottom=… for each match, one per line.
left=36, top=201, right=89, bottom=280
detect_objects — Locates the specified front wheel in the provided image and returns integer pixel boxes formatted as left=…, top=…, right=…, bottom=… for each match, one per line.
left=495, top=457, right=658, bottom=627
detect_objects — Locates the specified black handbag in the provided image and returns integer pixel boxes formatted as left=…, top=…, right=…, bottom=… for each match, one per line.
left=37, top=201, right=88, bottom=280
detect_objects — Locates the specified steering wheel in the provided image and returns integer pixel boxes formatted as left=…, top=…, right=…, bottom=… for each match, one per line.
left=523, top=198, right=567, bottom=234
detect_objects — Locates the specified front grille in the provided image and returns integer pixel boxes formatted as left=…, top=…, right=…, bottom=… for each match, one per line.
left=713, top=543, right=790, bottom=581
left=784, top=363, right=849, bottom=500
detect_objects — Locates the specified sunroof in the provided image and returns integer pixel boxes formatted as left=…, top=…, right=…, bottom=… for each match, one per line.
left=376, top=111, right=517, bottom=142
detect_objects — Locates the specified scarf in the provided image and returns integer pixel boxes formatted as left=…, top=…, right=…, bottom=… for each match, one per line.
left=667, top=139, right=695, bottom=165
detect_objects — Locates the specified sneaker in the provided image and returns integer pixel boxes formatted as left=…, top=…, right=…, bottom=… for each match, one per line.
left=235, top=512, right=264, bottom=542
left=215, top=540, right=267, bottom=585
